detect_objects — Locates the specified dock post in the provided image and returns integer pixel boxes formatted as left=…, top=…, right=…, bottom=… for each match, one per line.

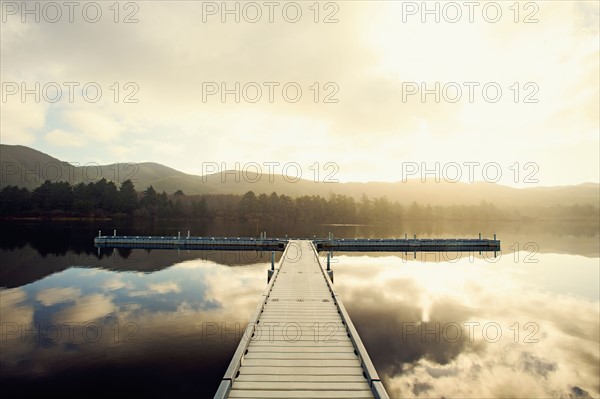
left=187, top=231, right=190, bottom=238
left=178, top=231, right=181, bottom=239
left=405, top=233, right=407, bottom=239
left=268, top=251, right=275, bottom=282
left=98, top=230, right=101, bottom=238
left=479, top=233, right=481, bottom=239
left=113, top=229, right=116, bottom=237
left=494, top=233, right=497, bottom=240
left=327, top=251, right=334, bottom=282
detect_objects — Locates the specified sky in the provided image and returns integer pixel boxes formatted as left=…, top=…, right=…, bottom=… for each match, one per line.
left=1, top=0, right=599, bottom=187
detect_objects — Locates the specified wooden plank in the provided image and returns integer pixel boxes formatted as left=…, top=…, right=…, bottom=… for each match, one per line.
left=256, top=319, right=341, bottom=322
left=268, top=294, right=327, bottom=297
left=258, top=316, right=340, bottom=319
left=262, top=305, right=337, bottom=308
left=263, top=310, right=339, bottom=315
left=256, top=316, right=341, bottom=319
left=248, top=343, right=353, bottom=349
left=260, top=310, right=339, bottom=313
left=247, top=346, right=353, bottom=351
left=258, top=315, right=339, bottom=318
left=249, top=335, right=349, bottom=343
left=234, top=375, right=368, bottom=383
left=242, top=359, right=360, bottom=367
left=258, top=321, right=341, bottom=325
left=269, top=299, right=340, bottom=310
left=258, top=320, right=346, bottom=328
left=253, top=328, right=347, bottom=334
left=260, top=312, right=339, bottom=315
left=263, top=304, right=337, bottom=307
left=246, top=338, right=351, bottom=344
left=228, top=389, right=373, bottom=398
left=255, top=320, right=346, bottom=325
left=263, top=304, right=336, bottom=307
left=247, top=345, right=354, bottom=352
left=237, top=366, right=365, bottom=376
left=255, top=320, right=343, bottom=324
left=267, top=293, right=331, bottom=295
left=280, top=298, right=324, bottom=304
left=259, top=311, right=339, bottom=314
left=244, top=352, right=359, bottom=360
left=232, top=381, right=371, bottom=391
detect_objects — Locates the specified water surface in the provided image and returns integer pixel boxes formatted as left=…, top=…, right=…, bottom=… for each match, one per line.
left=1, top=221, right=598, bottom=397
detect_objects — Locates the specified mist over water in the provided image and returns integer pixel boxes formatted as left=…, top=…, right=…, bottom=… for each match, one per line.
left=1, top=220, right=598, bottom=397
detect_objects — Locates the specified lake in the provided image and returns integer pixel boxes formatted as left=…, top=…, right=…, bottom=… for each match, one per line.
left=1, top=220, right=598, bottom=398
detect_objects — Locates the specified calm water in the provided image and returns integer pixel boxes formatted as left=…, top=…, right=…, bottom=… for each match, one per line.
left=1, top=220, right=598, bottom=398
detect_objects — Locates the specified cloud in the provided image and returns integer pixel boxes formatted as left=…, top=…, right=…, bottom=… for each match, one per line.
left=109, top=145, right=132, bottom=158
left=44, top=128, right=85, bottom=147
left=36, top=287, right=81, bottom=306
left=0, top=100, right=47, bottom=145
left=102, top=277, right=132, bottom=291
left=148, top=281, right=181, bottom=294
left=62, top=109, right=123, bottom=143
left=334, top=253, right=600, bottom=398
left=51, top=293, right=115, bottom=324
left=0, top=288, right=33, bottom=326
left=0, top=1, right=597, bottom=186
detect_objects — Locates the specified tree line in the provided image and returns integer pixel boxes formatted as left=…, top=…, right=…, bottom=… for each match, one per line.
left=0, top=179, right=137, bottom=217
left=0, top=179, right=597, bottom=222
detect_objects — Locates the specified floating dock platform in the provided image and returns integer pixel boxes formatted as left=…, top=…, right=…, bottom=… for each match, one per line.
left=94, top=235, right=287, bottom=251
left=95, top=234, right=500, bottom=253
left=314, top=237, right=500, bottom=252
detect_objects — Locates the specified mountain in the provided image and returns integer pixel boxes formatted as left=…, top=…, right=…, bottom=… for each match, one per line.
left=1, top=144, right=598, bottom=207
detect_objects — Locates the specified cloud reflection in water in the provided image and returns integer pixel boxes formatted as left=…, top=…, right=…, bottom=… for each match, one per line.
left=332, top=252, right=599, bottom=398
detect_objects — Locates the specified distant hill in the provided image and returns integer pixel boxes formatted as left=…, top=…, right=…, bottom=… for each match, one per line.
left=1, top=144, right=598, bottom=207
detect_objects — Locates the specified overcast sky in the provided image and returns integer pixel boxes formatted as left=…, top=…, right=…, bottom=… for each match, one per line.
left=1, top=1, right=598, bottom=187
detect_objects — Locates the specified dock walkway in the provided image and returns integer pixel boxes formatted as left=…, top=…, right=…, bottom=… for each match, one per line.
left=214, top=240, right=388, bottom=399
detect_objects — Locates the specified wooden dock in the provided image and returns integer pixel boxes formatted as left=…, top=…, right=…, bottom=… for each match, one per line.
left=94, top=234, right=499, bottom=253
left=94, top=235, right=287, bottom=251
left=315, top=237, right=500, bottom=252
left=214, top=240, right=388, bottom=399
left=93, top=233, right=500, bottom=396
